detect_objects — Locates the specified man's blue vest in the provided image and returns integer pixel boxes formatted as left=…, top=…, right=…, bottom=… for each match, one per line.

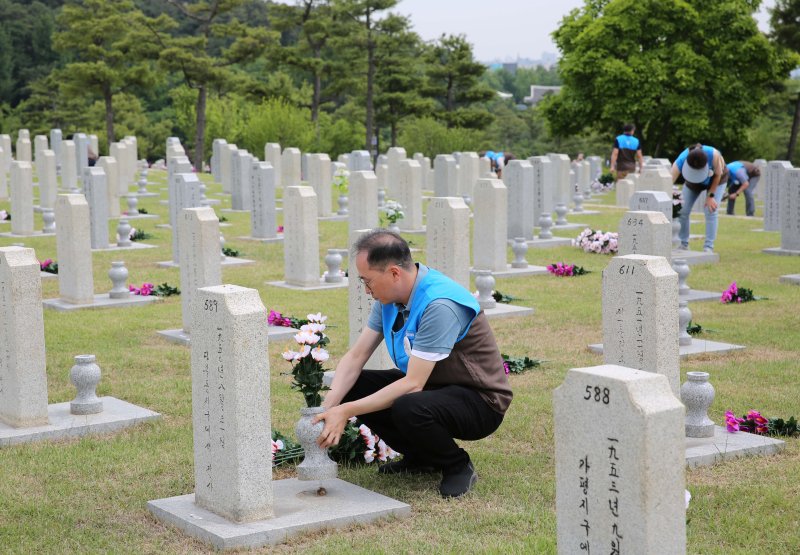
left=616, top=134, right=639, bottom=151
left=381, top=268, right=480, bottom=373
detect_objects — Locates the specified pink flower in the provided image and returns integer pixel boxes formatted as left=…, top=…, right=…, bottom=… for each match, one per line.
left=129, top=284, right=140, bottom=295
left=310, top=347, right=329, bottom=362
left=268, top=310, right=284, bottom=326
left=277, top=225, right=284, bottom=233
left=139, top=283, right=153, bottom=296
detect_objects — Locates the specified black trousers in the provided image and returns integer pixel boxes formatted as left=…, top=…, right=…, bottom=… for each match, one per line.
left=342, top=370, right=504, bottom=472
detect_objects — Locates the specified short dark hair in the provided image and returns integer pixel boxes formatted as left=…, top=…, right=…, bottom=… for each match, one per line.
left=687, top=144, right=707, bottom=169
left=623, top=123, right=635, bottom=133
left=352, top=229, right=414, bottom=270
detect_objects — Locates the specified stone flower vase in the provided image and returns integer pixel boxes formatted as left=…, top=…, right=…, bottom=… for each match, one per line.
left=681, top=371, right=715, bottom=438
left=70, top=354, right=103, bottom=415
left=295, top=406, right=337, bottom=481
left=388, top=221, right=400, bottom=233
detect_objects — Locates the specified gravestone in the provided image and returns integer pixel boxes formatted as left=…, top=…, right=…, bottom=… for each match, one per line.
left=283, top=186, right=321, bottom=287
left=38, top=150, right=57, bottom=211
left=18, top=129, right=29, bottom=140
left=0, top=246, right=49, bottom=427
left=88, top=135, right=99, bottom=158
left=386, top=147, right=406, bottom=198
left=96, top=156, right=120, bottom=218
left=628, top=190, right=672, bottom=222
left=190, top=284, right=273, bottom=522
left=764, top=161, right=792, bottom=231
left=348, top=171, right=378, bottom=235
left=554, top=364, right=685, bottom=554
left=123, top=136, right=138, bottom=184
left=231, top=150, right=253, bottom=210
left=83, top=167, right=110, bottom=249
left=1, top=135, right=13, bottom=174
left=0, top=148, right=6, bottom=199
left=548, top=153, right=571, bottom=219
left=587, top=155, right=602, bottom=181
left=281, top=147, right=302, bottom=187
left=264, top=143, right=282, bottom=188
left=16, top=137, right=32, bottom=163
left=529, top=155, right=551, bottom=230
left=179, top=207, right=222, bottom=334
left=458, top=151, right=480, bottom=202
left=617, top=211, right=672, bottom=261
left=601, top=255, right=679, bottom=395
left=504, top=159, right=535, bottom=241
left=168, top=155, right=195, bottom=261
left=615, top=178, right=634, bottom=207
left=434, top=154, right=458, bottom=197
left=426, top=197, right=471, bottom=288
left=637, top=166, right=673, bottom=196
left=74, top=133, right=88, bottom=180
left=10, top=162, right=34, bottom=235
left=349, top=229, right=395, bottom=370
left=301, top=152, right=309, bottom=181
left=375, top=162, right=388, bottom=197
left=110, top=142, right=130, bottom=193
left=61, top=141, right=78, bottom=192
left=33, top=135, right=48, bottom=177
left=779, top=168, right=800, bottom=252
left=473, top=179, right=508, bottom=272
left=350, top=150, right=372, bottom=171
left=55, top=194, right=94, bottom=305
left=250, top=161, right=278, bottom=240
left=168, top=173, right=205, bottom=265
left=308, top=153, right=332, bottom=217
left=211, top=138, right=226, bottom=183
left=396, top=159, right=423, bottom=231
left=220, top=143, right=237, bottom=194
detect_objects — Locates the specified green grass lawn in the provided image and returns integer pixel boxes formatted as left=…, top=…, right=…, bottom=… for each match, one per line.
left=1, top=172, right=798, bottom=554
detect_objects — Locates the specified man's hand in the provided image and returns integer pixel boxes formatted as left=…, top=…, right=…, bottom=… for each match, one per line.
left=312, top=404, right=350, bottom=449
left=729, top=192, right=738, bottom=200
left=705, top=195, right=718, bottom=212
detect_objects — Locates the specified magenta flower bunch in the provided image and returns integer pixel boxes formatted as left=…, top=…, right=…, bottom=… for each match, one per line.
left=268, top=309, right=293, bottom=327
left=720, top=281, right=755, bottom=304
left=129, top=282, right=155, bottom=296
left=725, top=410, right=769, bottom=434
left=546, top=262, right=588, bottom=277
left=573, top=228, right=618, bottom=254
left=39, top=258, right=58, bottom=274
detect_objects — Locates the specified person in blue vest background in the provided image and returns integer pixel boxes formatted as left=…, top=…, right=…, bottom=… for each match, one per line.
left=610, top=123, right=645, bottom=179
left=725, top=160, right=760, bottom=216
left=670, top=143, right=728, bottom=253
left=314, top=229, right=512, bottom=498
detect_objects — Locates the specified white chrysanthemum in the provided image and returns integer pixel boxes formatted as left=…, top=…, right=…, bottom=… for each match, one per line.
left=296, top=344, right=311, bottom=359
left=310, top=347, right=329, bottom=362
left=294, top=331, right=320, bottom=345
left=307, top=312, right=327, bottom=323
left=282, top=349, right=298, bottom=361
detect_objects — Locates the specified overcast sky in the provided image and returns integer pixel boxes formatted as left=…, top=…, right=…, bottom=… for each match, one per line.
left=394, top=0, right=776, bottom=62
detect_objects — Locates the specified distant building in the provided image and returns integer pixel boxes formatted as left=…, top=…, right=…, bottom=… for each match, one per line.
left=502, top=62, right=518, bottom=74
left=496, top=91, right=513, bottom=100
left=523, top=85, right=561, bottom=105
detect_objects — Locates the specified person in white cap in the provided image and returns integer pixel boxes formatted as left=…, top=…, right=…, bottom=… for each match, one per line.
left=670, top=143, right=727, bottom=253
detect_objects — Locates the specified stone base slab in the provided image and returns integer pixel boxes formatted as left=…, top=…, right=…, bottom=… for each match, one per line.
left=763, top=247, right=800, bottom=256
left=93, top=242, right=157, bottom=252
left=685, top=425, right=785, bottom=468
left=147, top=478, right=410, bottom=551
left=396, top=227, right=427, bottom=235
left=751, top=228, right=779, bottom=233
left=156, top=258, right=255, bottom=269
left=131, top=192, right=160, bottom=198
left=681, top=289, right=722, bottom=302
left=40, top=271, right=57, bottom=280
left=158, top=326, right=299, bottom=346
left=238, top=235, right=284, bottom=244
left=471, top=265, right=549, bottom=278
left=119, top=213, right=160, bottom=220
left=318, top=214, right=348, bottom=222
left=265, top=277, right=349, bottom=291
left=43, top=293, right=160, bottom=312
left=483, top=303, right=534, bottom=320
left=0, top=231, right=56, bottom=238
left=525, top=237, right=573, bottom=249
left=588, top=339, right=744, bottom=359
left=551, top=222, right=587, bottom=231
left=220, top=208, right=250, bottom=214
left=672, top=249, right=720, bottom=265
left=570, top=210, right=601, bottom=215
left=779, top=274, right=800, bottom=285
left=0, top=396, right=161, bottom=447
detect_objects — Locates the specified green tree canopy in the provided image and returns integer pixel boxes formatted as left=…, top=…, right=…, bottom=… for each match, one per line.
left=769, top=0, right=800, bottom=159
left=544, top=0, right=791, bottom=159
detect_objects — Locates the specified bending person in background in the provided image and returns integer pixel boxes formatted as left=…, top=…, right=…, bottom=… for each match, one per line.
left=725, top=161, right=760, bottom=217
left=314, top=230, right=512, bottom=499
left=610, top=123, right=645, bottom=180
left=670, top=143, right=727, bottom=253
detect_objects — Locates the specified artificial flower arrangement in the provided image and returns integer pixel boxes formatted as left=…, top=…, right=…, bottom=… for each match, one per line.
left=222, top=246, right=240, bottom=257
left=501, top=354, right=543, bottom=375
left=279, top=312, right=398, bottom=465
left=0, top=209, right=10, bottom=221
left=591, top=171, right=615, bottom=192
left=268, top=309, right=310, bottom=329
left=725, top=410, right=798, bottom=437
left=573, top=228, right=618, bottom=254
left=546, top=262, right=588, bottom=277
left=381, top=200, right=405, bottom=226
left=39, top=258, right=58, bottom=274
left=720, top=281, right=758, bottom=304
left=129, top=227, right=151, bottom=242
left=672, top=187, right=683, bottom=219
left=129, top=282, right=180, bottom=297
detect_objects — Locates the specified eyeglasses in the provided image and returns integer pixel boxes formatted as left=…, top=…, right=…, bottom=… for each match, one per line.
left=358, top=268, right=389, bottom=290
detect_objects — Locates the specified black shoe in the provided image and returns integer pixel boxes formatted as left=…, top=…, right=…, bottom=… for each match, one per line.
left=378, top=457, right=436, bottom=475
left=439, top=461, right=478, bottom=498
